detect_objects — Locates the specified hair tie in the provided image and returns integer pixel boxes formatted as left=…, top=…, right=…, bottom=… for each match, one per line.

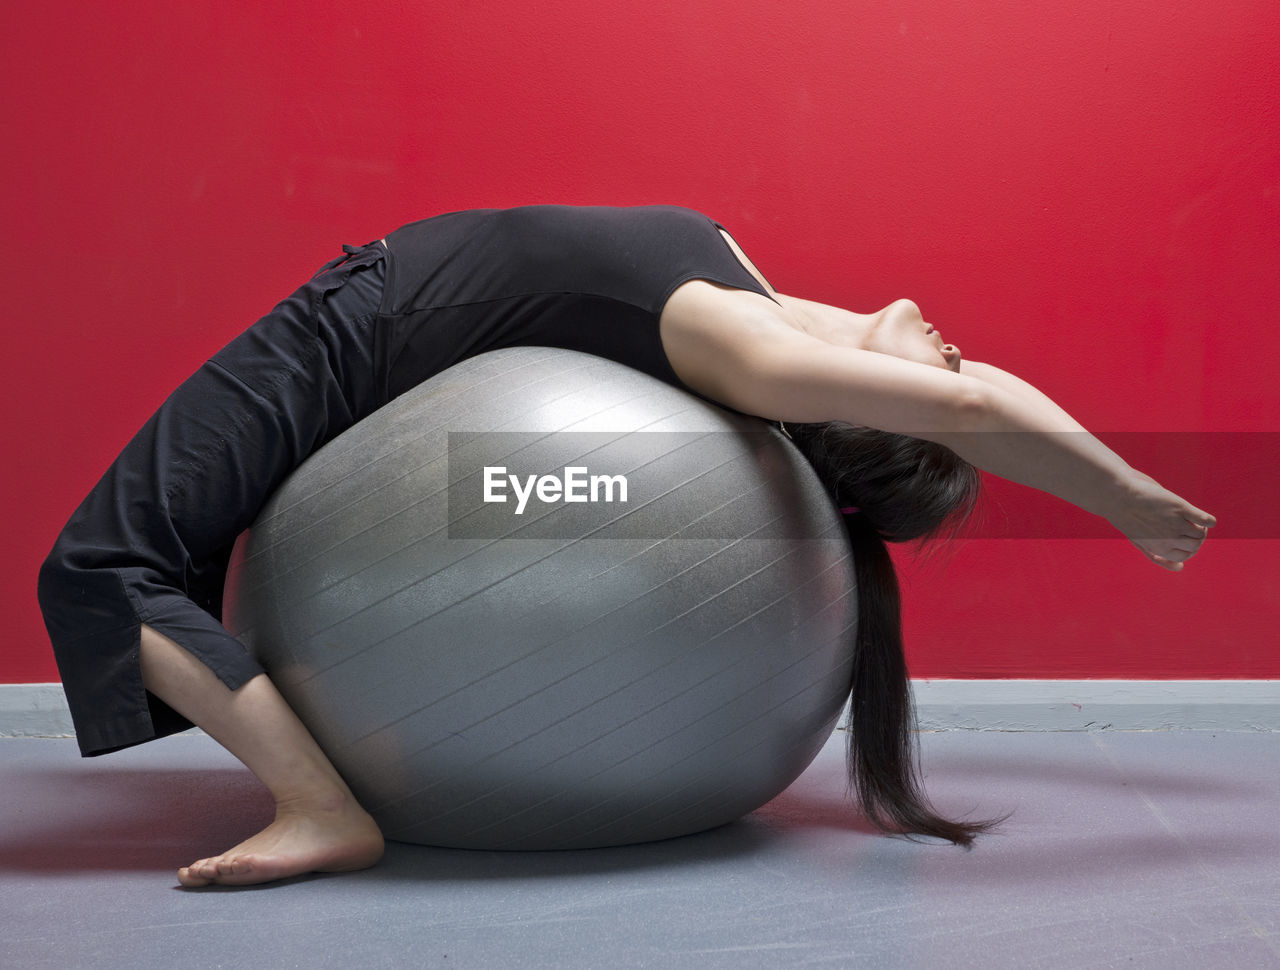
left=839, top=506, right=861, bottom=515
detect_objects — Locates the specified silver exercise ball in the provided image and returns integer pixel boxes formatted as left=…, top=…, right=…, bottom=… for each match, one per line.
left=224, top=346, right=856, bottom=850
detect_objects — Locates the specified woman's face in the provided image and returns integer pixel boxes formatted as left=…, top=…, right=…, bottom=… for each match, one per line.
left=864, top=299, right=962, bottom=372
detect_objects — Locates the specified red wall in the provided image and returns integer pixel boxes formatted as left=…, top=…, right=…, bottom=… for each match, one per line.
left=4, top=0, right=1277, bottom=683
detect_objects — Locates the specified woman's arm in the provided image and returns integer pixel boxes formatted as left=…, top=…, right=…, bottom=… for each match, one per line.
left=959, top=360, right=1089, bottom=431
left=945, top=358, right=1131, bottom=518
left=933, top=381, right=1213, bottom=569
left=722, top=332, right=1137, bottom=520
left=954, top=359, right=1216, bottom=568
left=664, top=299, right=1215, bottom=569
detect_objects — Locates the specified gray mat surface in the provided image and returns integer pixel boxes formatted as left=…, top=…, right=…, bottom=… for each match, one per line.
left=3, top=730, right=1277, bottom=969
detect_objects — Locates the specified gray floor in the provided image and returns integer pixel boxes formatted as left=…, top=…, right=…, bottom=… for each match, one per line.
left=2, top=730, right=1277, bottom=969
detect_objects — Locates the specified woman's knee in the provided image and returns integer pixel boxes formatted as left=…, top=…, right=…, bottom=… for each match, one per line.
left=35, top=534, right=117, bottom=631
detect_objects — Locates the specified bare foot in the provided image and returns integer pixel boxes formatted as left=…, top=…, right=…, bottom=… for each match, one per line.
left=177, top=793, right=384, bottom=888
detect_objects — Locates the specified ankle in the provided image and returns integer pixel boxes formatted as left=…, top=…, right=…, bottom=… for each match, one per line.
left=272, top=779, right=360, bottom=817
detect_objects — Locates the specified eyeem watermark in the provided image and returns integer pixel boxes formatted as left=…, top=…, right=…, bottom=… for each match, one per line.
left=446, top=430, right=1270, bottom=540
left=483, top=465, right=629, bottom=515
left=448, top=431, right=817, bottom=540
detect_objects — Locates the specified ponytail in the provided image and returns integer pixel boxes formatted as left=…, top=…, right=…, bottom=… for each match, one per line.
left=787, top=421, right=1007, bottom=847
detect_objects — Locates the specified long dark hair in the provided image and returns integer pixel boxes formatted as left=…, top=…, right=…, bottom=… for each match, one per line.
left=786, top=420, right=1007, bottom=847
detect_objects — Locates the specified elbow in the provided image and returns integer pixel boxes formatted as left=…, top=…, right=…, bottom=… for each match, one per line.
left=943, top=377, right=994, bottom=435
left=908, top=381, right=990, bottom=451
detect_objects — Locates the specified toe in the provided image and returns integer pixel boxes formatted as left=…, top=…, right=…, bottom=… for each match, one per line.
left=177, top=865, right=213, bottom=888
left=211, top=854, right=279, bottom=886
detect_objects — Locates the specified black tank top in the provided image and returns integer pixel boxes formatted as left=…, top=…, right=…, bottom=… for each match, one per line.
left=376, top=205, right=774, bottom=400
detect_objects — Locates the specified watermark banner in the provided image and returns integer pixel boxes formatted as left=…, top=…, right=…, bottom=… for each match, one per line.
left=445, top=430, right=839, bottom=541
left=445, top=430, right=1276, bottom=540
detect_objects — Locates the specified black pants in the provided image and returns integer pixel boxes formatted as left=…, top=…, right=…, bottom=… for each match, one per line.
left=38, top=242, right=389, bottom=756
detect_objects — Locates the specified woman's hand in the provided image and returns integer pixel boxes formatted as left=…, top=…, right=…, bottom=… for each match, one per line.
left=1107, top=470, right=1216, bottom=571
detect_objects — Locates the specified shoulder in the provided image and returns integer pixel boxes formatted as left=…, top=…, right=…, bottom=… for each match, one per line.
left=659, top=279, right=805, bottom=404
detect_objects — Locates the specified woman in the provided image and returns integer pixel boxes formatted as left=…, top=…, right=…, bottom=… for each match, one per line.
left=37, top=205, right=1214, bottom=887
